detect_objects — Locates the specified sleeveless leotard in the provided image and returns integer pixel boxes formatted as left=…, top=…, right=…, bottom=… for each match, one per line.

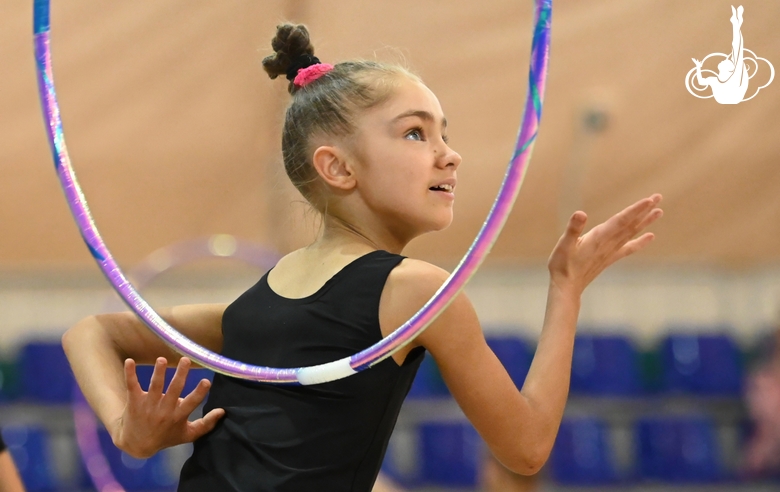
left=178, top=249, right=425, bottom=491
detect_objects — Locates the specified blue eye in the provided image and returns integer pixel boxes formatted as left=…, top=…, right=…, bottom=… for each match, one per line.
left=405, top=128, right=423, bottom=141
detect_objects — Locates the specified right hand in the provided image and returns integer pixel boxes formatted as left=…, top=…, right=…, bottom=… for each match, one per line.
left=111, top=357, right=225, bottom=458
left=547, top=194, right=663, bottom=296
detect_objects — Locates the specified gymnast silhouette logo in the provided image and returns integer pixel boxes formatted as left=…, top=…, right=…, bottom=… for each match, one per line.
left=685, top=5, right=774, bottom=104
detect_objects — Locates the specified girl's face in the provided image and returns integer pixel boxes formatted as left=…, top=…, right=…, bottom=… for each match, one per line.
left=347, top=77, right=462, bottom=240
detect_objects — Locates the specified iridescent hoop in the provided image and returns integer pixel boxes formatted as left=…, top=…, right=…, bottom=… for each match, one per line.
left=33, top=0, right=551, bottom=384
left=73, top=236, right=279, bottom=492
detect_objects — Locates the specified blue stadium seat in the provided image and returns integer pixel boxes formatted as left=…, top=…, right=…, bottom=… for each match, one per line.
left=549, top=417, right=618, bottom=485
left=660, top=332, right=742, bottom=395
left=570, top=334, right=642, bottom=396
left=98, top=429, right=178, bottom=490
left=485, top=336, right=533, bottom=388
left=636, top=416, right=723, bottom=483
left=407, top=353, right=450, bottom=399
left=2, top=426, right=57, bottom=491
left=419, top=422, right=482, bottom=487
left=20, top=341, right=74, bottom=403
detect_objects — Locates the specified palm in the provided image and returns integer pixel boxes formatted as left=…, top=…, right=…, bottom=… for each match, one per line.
left=114, top=357, right=224, bottom=458
left=549, top=194, right=663, bottom=293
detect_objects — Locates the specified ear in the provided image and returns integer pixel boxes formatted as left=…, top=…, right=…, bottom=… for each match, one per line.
left=311, top=145, right=356, bottom=191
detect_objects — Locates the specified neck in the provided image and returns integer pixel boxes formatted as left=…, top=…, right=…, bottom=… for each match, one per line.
left=307, top=214, right=411, bottom=255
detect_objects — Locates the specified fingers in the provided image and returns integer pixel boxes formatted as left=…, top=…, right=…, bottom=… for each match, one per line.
left=616, top=232, right=656, bottom=260
left=186, top=408, right=225, bottom=442
left=572, top=194, right=661, bottom=272
left=147, top=357, right=168, bottom=396
left=634, top=207, right=664, bottom=232
left=618, top=194, right=662, bottom=223
left=627, top=195, right=663, bottom=234
left=163, top=357, right=191, bottom=405
left=124, top=359, right=142, bottom=397
left=568, top=211, right=588, bottom=236
left=202, top=408, right=226, bottom=428
left=552, top=193, right=662, bottom=290
left=558, top=211, right=588, bottom=247
left=608, top=194, right=662, bottom=240
left=178, top=379, right=213, bottom=417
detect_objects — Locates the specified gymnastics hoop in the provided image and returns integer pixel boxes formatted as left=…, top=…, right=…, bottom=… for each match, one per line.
left=73, top=236, right=279, bottom=492
left=33, top=0, right=551, bottom=384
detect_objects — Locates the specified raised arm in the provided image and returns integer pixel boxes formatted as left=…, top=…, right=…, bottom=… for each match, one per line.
left=731, top=6, right=745, bottom=71
left=384, top=194, right=662, bottom=475
left=62, top=303, right=227, bottom=457
left=692, top=59, right=711, bottom=87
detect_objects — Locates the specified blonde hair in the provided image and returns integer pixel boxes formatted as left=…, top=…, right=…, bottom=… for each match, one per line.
left=262, top=24, right=420, bottom=212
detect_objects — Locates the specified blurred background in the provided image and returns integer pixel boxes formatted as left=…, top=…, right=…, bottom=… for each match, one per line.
left=2, top=0, right=780, bottom=490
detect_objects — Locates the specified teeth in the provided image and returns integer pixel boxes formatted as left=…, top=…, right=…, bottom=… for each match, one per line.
left=437, top=184, right=453, bottom=192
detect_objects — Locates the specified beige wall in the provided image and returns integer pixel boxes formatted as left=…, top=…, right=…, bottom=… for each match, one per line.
left=2, top=0, right=780, bottom=270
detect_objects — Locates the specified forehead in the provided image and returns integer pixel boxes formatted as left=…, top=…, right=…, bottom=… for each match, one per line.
left=369, top=78, right=445, bottom=123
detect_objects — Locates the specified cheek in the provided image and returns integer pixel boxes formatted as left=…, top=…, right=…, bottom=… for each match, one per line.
left=366, top=173, right=422, bottom=212
left=389, top=169, right=425, bottom=199
left=358, top=145, right=428, bottom=203
left=369, top=160, right=420, bottom=192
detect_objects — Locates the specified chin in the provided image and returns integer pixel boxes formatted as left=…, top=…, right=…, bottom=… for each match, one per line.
left=403, top=211, right=453, bottom=237
left=428, top=215, right=454, bottom=233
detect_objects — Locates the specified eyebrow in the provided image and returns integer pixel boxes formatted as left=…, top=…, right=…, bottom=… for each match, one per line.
left=391, top=110, right=448, bottom=129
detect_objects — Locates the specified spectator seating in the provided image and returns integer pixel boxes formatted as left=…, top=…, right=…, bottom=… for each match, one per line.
left=570, top=334, right=642, bottom=396
left=636, top=415, right=723, bottom=483
left=407, top=352, right=450, bottom=399
left=660, top=331, right=743, bottom=395
left=549, top=417, right=618, bottom=485
left=485, top=336, right=533, bottom=388
left=2, top=425, right=57, bottom=491
left=20, top=341, right=74, bottom=403
left=0, top=331, right=752, bottom=489
left=409, top=336, right=533, bottom=399
left=419, top=422, right=482, bottom=487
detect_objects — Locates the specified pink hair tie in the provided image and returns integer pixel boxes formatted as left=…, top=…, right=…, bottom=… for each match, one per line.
left=294, top=63, right=334, bottom=88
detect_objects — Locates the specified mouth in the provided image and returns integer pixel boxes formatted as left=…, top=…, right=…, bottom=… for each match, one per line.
left=428, top=183, right=454, bottom=193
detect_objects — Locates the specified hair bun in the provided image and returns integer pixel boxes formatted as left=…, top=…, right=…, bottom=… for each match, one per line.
left=262, top=24, right=316, bottom=82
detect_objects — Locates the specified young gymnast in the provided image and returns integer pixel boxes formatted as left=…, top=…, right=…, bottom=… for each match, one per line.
left=62, top=24, right=663, bottom=491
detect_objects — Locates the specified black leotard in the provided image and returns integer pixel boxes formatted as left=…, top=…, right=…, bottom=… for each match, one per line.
left=178, top=250, right=424, bottom=492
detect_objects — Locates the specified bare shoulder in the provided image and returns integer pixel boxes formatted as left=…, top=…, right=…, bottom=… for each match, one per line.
left=380, top=258, right=480, bottom=353
left=387, top=257, right=451, bottom=290
left=382, top=258, right=453, bottom=319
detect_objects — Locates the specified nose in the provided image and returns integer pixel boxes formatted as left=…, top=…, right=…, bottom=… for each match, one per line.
left=437, top=142, right=462, bottom=170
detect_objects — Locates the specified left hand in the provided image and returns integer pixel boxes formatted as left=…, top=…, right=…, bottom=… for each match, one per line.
left=548, top=194, right=663, bottom=295
left=112, top=357, right=224, bottom=458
